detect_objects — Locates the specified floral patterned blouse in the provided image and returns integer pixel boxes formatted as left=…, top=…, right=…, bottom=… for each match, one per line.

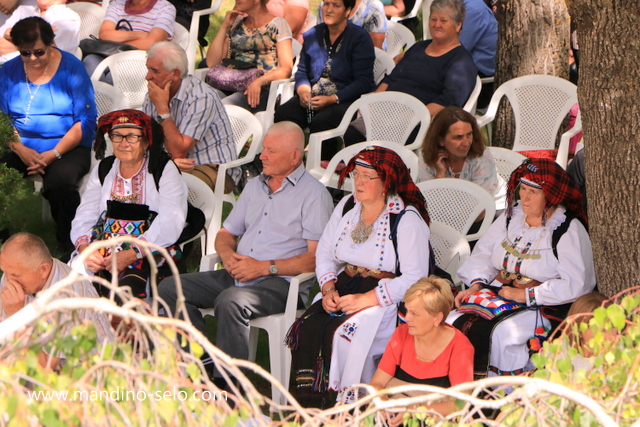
left=228, top=16, right=292, bottom=70
left=418, top=147, right=505, bottom=197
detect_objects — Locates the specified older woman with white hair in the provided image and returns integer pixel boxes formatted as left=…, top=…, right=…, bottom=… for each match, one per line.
left=344, top=0, right=477, bottom=146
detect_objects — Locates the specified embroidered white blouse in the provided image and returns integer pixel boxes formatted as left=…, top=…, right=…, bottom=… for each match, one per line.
left=71, top=157, right=188, bottom=250
left=458, top=203, right=596, bottom=307
left=316, top=194, right=431, bottom=307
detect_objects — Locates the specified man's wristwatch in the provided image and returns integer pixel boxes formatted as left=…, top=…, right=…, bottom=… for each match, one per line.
left=269, top=260, right=278, bottom=275
left=156, top=113, right=171, bottom=123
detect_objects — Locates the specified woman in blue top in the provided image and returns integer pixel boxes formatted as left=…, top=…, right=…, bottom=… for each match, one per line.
left=274, top=0, right=375, bottom=160
left=0, top=17, right=97, bottom=254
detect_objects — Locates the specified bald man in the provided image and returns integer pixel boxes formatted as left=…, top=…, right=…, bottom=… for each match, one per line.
left=159, top=122, right=333, bottom=381
left=0, top=232, right=114, bottom=369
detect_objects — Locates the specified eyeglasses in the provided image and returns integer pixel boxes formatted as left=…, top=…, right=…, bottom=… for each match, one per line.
left=350, top=171, right=380, bottom=183
left=110, top=133, right=144, bottom=144
left=19, top=49, right=47, bottom=58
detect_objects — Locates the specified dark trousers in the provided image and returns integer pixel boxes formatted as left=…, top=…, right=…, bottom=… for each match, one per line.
left=1, top=146, right=90, bottom=249
left=158, top=269, right=291, bottom=376
left=274, top=96, right=356, bottom=160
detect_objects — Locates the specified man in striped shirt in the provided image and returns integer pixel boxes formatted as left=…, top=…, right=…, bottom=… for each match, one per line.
left=143, top=41, right=239, bottom=192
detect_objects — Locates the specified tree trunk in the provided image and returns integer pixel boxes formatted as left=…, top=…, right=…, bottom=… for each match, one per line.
left=566, top=0, right=640, bottom=296
left=492, top=0, right=570, bottom=148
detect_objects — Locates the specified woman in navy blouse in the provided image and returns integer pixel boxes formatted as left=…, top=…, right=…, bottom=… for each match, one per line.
left=274, top=0, right=375, bottom=160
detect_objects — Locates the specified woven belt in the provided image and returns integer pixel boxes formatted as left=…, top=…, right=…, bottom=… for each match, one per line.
left=344, top=264, right=395, bottom=279
left=496, top=270, right=541, bottom=289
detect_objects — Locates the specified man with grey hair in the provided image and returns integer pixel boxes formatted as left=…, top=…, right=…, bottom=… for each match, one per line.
left=0, top=232, right=114, bottom=369
left=143, top=41, right=238, bottom=192
left=159, top=122, right=333, bottom=383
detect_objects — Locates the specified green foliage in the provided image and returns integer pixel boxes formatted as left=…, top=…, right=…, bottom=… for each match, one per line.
left=0, top=319, right=244, bottom=426
left=0, top=111, right=15, bottom=157
left=0, top=111, right=29, bottom=233
left=0, top=163, right=29, bottom=232
left=506, top=291, right=640, bottom=426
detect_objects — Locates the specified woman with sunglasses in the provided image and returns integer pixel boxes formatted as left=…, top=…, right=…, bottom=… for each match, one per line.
left=70, top=109, right=188, bottom=303
left=0, top=16, right=97, bottom=256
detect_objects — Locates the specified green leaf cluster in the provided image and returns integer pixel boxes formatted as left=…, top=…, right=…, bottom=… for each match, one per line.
left=0, top=318, right=243, bottom=426
left=522, top=293, right=640, bottom=425
left=0, top=111, right=29, bottom=232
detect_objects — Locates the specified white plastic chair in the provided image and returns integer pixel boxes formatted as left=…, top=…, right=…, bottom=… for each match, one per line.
left=91, top=50, right=149, bottom=109
left=476, top=74, right=580, bottom=169
left=313, top=141, right=419, bottom=192
left=385, top=21, right=416, bottom=58
left=487, top=146, right=527, bottom=183
left=173, top=22, right=190, bottom=51
left=92, top=80, right=130, bottom=117
left=253, top=40, right=303, bottom=132
left=306, top=91, right=430, bottom=174
left=206, top=105, right=264, bottom=255
left=374, top=47, right=395, bottom=85
left=417, top=178, right=495, bottom=242
left=429, top=220, right=470, bottom=288
left=463, top=75, right=483, bottom=114
left=390, top=0, right=423, bottom=24
left=187, top=1, right=224, bottom=73
left=181, top=173, right=216, bottom=253
left=198, top=253, right=314, bottom=406
left=67, top=2, right=105, bottom=40
left=421, top=0, right=435, bottom=40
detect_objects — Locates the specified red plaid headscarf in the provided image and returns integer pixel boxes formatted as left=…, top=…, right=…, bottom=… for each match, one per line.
left=338, top=145, right=430, bottom=225
left=506, top=158, right=587, bottom=227
left=94, top=109, right=155, bottom=159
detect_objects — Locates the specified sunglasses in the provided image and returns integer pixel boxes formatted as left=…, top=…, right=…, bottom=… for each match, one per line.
left=19, top=48, right=47, bottom=58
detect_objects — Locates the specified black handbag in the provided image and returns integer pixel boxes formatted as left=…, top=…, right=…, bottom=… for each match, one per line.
left=79, top=20, right=138, bottom=58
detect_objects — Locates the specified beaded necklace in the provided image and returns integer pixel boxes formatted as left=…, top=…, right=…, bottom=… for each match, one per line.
left=24, top=50, right=51, bottom=123
left=350, top=203, right=386, bottom=244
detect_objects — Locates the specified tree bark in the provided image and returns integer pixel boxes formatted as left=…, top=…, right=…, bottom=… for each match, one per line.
left=492, top=0, right=570, bottom=148
left=566, top=0, right=640, bottom=296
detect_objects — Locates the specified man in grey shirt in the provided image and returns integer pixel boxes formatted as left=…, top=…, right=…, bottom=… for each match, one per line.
left=143, top=41, right=238, bottom=192
left=159, top=121, right=334, bottom=380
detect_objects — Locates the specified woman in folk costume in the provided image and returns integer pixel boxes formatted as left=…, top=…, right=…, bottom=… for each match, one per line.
left=287, top=145, right=431, bottom=408
left=70, top=109, right=189, bottom=301
left=448, top=157, right=595, bottom=379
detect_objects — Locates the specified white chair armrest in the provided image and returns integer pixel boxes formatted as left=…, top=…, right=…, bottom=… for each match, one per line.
left=556, top=127, right=580, bottom=170
left=306, top=101, right=362, bottom=172
left=283, top=272, right=315, bottom=325
left=199, top=253, right=221, bottom=272
left=476, top=111, right=496, bottom=128
left=476, top=91, right=502, bottom=128
left=192, top=5, right=221, bottom=19
left=194, top=68, right=209, bottom=82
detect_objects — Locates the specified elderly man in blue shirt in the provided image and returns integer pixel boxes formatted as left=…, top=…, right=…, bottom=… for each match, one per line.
left=159, top=121, right=334, bottom=383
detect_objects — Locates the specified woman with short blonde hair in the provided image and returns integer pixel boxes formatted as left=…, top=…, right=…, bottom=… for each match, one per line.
left=403, top=276, right=455, bottom=322
left=370, top=275, right=474, bottom=421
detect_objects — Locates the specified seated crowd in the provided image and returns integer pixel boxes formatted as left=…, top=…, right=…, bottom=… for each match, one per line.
left=0, top=0, right=598, bottom=418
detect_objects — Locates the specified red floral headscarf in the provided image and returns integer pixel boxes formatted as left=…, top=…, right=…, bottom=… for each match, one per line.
left=338, top=145, right=430, bottom=225
left=94, top=109, right=155, bottom=159
left=506, top=157, right=587, bottom=227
